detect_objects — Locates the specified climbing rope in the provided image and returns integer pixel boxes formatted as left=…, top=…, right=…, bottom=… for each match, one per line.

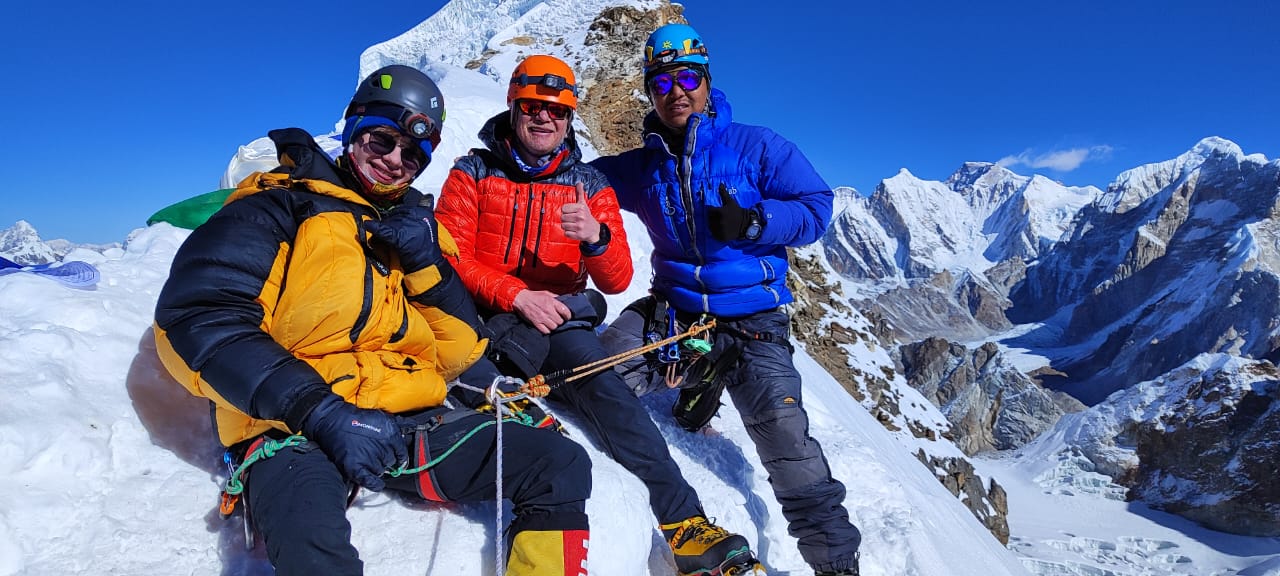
left=223, top=435, right=307, bottom=497
left=485, top=375, right=528, bottom=576
left=520, top=319, right=716, bottom=397
left=220, top=378, right=535, bottom=507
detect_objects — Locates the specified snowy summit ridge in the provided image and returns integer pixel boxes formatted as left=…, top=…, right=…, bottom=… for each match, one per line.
left=358, top=0, right=660, bottom=80
left=823, top=161, right=1099, bottom=287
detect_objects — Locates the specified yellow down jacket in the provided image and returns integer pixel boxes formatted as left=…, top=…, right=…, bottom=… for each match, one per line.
left=154, top=128, right=486, bottom=447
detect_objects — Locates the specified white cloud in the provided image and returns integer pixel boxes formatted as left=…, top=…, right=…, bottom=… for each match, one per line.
left=997, top=145, right=1114, bottom=172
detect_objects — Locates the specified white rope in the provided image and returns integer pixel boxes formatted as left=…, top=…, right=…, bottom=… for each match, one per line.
left=484, top=376, right=528, bottom=576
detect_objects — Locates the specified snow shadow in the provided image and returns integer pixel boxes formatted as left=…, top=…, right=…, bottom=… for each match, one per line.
left=1125, top=501, right=1280, bottom=556
left=124, top=326, right=222, bottom=472
left=125, top=327, right=270, bottom=575
left=390, top=495, right=501, bottom=574
left=639, top=388, right=777, bottom=568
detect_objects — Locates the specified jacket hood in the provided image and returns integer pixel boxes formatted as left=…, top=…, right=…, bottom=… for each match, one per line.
left=269, top=128, right=362, bottom=189
left=642, top=88, right=733, bottom=154
left=225, top=128, right=378, bottom=207
left=475, top=111, right=583, bottom=181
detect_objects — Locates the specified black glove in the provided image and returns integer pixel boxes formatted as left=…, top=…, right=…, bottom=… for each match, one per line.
left=365, top=202, right=444, bottom=274
left=300, top=394, right=408, bottom=491
left=707, top=184, right=763, bottom=242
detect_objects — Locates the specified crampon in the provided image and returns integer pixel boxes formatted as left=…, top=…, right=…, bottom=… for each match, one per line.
left=719, top=552, right=766, bottom=576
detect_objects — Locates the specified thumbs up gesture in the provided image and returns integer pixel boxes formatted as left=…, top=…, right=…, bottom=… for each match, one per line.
left=560, top=182, right=601, bottom=243
left=707, top=184, right=763, bottom=241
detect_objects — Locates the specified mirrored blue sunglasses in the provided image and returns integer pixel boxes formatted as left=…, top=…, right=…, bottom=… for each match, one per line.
left=648, top=68, right=704, bottom=96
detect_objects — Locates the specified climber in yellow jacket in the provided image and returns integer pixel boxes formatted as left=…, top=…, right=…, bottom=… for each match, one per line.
left=154, top=65, right=590, bottom=576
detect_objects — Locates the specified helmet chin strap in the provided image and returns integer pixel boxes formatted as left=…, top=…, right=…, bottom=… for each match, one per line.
left=343, top=149, right=410, bottom=203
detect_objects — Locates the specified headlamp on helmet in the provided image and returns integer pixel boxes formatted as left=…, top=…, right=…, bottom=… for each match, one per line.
left=511, top=73, right=577, bottom=96
left=344, top=65, right=446, bottom=153
left=507, top=55, right=579, bottom=109
left=643, top=23, right=710, bottom=76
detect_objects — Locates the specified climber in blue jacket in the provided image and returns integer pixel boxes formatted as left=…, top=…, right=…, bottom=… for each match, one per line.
left=592, top=23, right=862, bottom=576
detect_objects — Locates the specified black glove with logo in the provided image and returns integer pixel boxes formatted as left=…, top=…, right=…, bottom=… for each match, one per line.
left=707, top=184, right=763, bottom=241
left=299, top=394, right=408, bottom=491
left=365, top=201, right=444, bottom=274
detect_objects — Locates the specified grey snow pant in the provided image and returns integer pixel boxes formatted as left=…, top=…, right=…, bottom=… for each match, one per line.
left=601, top=301, right=862, bottom=571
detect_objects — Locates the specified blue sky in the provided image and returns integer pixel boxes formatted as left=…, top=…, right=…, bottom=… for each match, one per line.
left=3, top=1, right=1277, bottom=244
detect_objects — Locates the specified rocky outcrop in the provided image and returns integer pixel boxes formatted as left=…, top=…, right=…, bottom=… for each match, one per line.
left=787, top=249, right=1011, bottom=543
left=916, top=449, right=1010, bottom=545
left=982, top=256, right=1026, bottom=296
left=1129, top=359, right=1280, bottom=536
left=856, top=269, right=1010, bottom=344
left=897, top=338, right=1072, bottom=454
left=1041, top=355, right=1280, bottom=536
left=1008, top=138, right=1280, bottom=404
left=576, top=4, right=685, bottom=155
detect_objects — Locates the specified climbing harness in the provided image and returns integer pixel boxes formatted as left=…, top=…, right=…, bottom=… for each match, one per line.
left=214, top=318, right=720, bottom=564
left=216, top=376, right=539, bottom=560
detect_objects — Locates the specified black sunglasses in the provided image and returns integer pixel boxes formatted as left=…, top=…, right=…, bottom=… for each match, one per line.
left=363, top=130, right=427, bottom=172
left=648, top=68, right=704, bottom=96
left=516, top=99, right=572, bottom=120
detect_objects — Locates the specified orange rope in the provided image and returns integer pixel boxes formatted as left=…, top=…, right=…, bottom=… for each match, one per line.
left=519, top=319, right=716, bottom=397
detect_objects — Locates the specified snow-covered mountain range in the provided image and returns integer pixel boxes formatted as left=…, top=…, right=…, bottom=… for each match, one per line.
left=811, top=132, right=1280, bottom=546
left=0, top=220, right=118, bottom=266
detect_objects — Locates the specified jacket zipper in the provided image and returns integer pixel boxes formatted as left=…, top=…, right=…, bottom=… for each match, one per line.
left=503, top=198, right=519, bottom=264
left=681, top=115, right=703, bottom=266
left=530, top=188, right=547, bottom=268
left=351, top=212, right=378, bottom=343
left=515, top=184, right=535, bottom=276
left=679, top=116, right=710, bottom=311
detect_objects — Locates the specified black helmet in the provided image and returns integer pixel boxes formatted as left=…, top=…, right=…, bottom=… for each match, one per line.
left=342, top=65, right=445, bottom=151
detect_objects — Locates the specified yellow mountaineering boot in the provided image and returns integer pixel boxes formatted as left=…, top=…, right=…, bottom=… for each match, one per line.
left=660, top=516, right=762, bottom=575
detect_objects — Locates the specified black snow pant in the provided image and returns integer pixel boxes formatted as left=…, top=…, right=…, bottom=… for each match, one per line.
left=602, top=300, right=862, bottom=572
left=542, top=324, right=704, bottom=525
left=243, top=409, right=590, bottom=576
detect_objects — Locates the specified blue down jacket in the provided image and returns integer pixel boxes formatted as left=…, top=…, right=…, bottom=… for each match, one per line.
left=592, top=88, right=833, bottom=317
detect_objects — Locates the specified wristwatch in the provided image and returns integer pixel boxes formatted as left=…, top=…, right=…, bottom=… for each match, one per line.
left=743, top=209, right=763, bottom=241
left=580, top=223, right=611, bottom=256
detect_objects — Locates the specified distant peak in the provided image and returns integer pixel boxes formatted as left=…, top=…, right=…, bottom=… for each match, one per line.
left=947, top=161, right=1023, bottom=192
left=8, top=220, right=37, bottom=234
left=1189, top=136, right=1243, bottom=159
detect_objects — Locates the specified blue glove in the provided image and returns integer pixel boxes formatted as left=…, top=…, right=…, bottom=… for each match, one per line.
left=365, top=202, right=444, bottom=274
left=300, top=394, right=408, bottom=491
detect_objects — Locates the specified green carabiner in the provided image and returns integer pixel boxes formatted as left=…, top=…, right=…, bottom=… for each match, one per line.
left=682, top=337, right=712, bottom=355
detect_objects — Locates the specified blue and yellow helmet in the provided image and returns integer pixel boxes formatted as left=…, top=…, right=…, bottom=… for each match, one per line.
left=643, top=23, right=709, bottom=76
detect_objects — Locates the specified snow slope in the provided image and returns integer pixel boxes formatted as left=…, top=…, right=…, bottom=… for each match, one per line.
left=0, top=221, right=1029, bottom=576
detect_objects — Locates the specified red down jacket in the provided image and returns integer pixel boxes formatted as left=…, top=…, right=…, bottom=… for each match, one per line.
left=436, top=112, right=632, bottom=312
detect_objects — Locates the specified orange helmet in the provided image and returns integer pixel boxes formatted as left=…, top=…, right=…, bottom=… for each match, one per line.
left=507, top=55, right=578, bottom=109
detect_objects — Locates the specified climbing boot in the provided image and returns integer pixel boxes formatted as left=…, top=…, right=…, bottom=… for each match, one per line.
left=660, top=516, right=759, bottom=575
